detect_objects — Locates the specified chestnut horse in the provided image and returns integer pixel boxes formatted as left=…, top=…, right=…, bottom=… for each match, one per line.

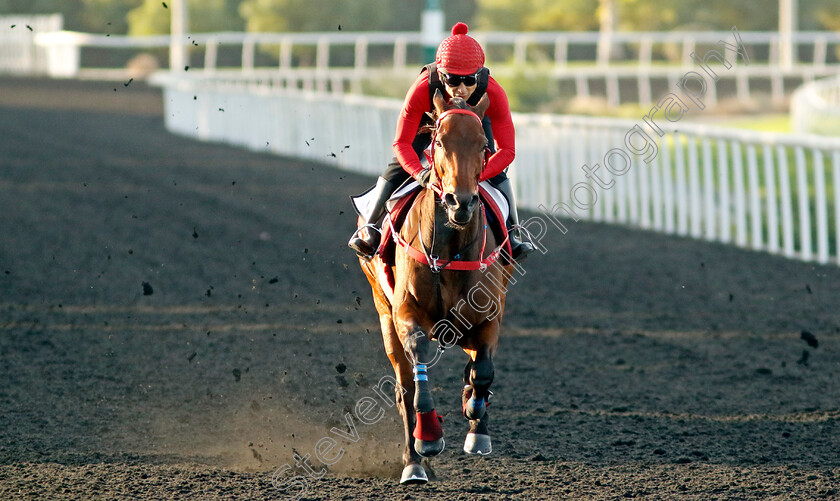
left=359, top=90, right=514, bottom=484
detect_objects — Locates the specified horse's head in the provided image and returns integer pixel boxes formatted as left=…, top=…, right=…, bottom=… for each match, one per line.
left=430, top=89, right=490, bottom=228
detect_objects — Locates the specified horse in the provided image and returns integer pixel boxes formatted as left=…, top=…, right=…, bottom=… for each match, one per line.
left=358, top=89, right=514, bottom=484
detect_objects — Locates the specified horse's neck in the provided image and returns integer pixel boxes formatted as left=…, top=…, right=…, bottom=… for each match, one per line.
left=418, top=188, right=481, bottom=259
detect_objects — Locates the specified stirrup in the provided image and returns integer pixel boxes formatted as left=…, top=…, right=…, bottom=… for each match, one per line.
left=348, top=224, right=382, bottom=260
left=510, top=224, right=535, bottom=262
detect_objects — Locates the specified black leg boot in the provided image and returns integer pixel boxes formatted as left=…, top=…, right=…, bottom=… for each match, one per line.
left=495, top=177, right=534, bottom=262
left=348, top=177, right=401, bottom=259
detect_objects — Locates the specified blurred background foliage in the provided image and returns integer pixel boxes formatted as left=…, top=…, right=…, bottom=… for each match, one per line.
left=0, top=0, right=837, bottom=34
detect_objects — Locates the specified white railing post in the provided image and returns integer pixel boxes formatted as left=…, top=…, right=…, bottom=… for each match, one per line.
left=316, top=36, right=330, bottom=70
left=688, top=136, right=702, bottom=239
left=242, top=37, right=255, bottom=72
left=813, top=35, right=827, bottom=70
left=513, top=36, right=529, bottom=66
left=606, top=73, right=620, bottom=107
left=354, top=36, right=368, bottom=73
left=681, top=38, right=695, bottom=69
left=280, top=37, right=292, bottom=70
left=795, top=147, right=812, bottom=260
left=638, top=137, right=651, bottom=228
left=720, top=139, right=734, bottom=244
left=776, top=145, right=795, bottom=258
left=674, top=134, right=689, bottom=235
left=834, top=151, right=840, bottom=266
left=353, top=36, right=368, bottom=94
left=662, top=135, right=675, bottom=233
left=170, top=0, right=189, bottom=72
left=763, top=144, right=779, bottom=254
left=746, top=144, right=762, bottom=250
left=393, top=36, right=407, bottom=71
left=702, top=139, right=716, bottom=240
left=813, top=150, right=829, bottom=263
left=204, top=37, right=218, bottom=73
left=553, top=37, right=568, bottom=69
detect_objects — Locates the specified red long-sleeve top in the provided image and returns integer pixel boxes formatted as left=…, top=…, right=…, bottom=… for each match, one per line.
left=392, top=72, right=516, bottom=182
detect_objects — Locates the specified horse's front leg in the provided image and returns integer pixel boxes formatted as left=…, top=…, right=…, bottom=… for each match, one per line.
left=378, top=314, right=428, bottom=483
left=396, top=306, right=445, bottom=458
left=462, top=325, right=498, bottom=455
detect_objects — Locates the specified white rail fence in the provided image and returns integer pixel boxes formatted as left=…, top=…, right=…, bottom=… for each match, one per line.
left=151, top=72, right=840, bottom=266
left=791, top=75, right=840, bottom=136
left=32, top=29, right=840, bottom=71
left=16, top=26, right=840, bottom=105
left=0, top=14, right=63, bottom=75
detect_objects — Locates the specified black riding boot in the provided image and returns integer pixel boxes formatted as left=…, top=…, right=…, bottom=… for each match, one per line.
left=348, top=177, right=401, bottom=259
left=494, top=177, right=534, bottom=262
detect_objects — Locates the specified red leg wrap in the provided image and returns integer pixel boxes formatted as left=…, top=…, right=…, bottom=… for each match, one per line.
left=413, top=410, right=443, bottom=441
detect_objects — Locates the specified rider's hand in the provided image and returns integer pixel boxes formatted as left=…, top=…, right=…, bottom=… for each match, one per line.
left=415, top=169, right=432, bottom=188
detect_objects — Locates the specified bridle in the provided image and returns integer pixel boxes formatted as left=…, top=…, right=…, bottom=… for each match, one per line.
left=424, top=108, right=486, bottom=195
left=390, top=107, right=508, bottom=273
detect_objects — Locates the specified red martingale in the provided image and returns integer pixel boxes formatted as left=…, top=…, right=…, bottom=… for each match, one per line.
left=389, top=189, right=510, bottom=272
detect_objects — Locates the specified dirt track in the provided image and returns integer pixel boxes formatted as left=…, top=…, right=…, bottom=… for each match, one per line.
left=1, top=77, right=839, bottom=500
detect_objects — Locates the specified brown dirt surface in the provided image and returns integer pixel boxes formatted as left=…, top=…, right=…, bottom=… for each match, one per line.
left=1, top=76, right=839, bottom=500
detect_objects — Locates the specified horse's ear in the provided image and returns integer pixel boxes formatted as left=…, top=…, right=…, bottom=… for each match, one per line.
left=432, top=88, right=448, bottom=115
left=472, top=93, right=490, bottom=119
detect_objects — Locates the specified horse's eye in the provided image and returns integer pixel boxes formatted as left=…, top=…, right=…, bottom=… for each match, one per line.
left=435, top=140, right=442, bottom=148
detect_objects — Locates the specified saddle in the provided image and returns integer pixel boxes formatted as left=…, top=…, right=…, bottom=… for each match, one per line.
left=353, top=181, right=512, bottom=302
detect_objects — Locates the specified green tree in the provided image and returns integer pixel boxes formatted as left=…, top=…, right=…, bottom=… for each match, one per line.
left=474, top=0, right=840, bottom=32
left=127, top=0, right=243, bottom=35
left=237, top=0, right=476, bottom=33
left=238, top=0, right=397, bottom=33
left=809, top=0, right=840, bottom=30
left=0, top=0, right=86, bottom=30
left=81, top=0, right=142, bottom=34
left=475, top=0, right=597, bottom=31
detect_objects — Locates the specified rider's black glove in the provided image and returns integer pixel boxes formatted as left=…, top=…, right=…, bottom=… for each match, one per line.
left=415, top=169, right=432, bottom=188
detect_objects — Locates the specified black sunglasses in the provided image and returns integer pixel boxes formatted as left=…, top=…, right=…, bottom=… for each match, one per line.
left=439, top=71, right=478, bottom=87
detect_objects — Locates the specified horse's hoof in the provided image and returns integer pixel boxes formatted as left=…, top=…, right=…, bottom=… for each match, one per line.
left=463, top=433, right=492, bottom=455
left=414, top=437, right=445, bottom=457
left=400, top=464, right=428, bottom=484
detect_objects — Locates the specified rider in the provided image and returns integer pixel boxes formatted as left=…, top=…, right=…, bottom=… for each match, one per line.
left=348, top=22, right=534, bottom=262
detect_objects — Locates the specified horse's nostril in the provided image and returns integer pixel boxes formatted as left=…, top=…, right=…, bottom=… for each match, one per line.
left=443, top=193, right=457, bottom=207
left=470, top=194, right=479, bottom=207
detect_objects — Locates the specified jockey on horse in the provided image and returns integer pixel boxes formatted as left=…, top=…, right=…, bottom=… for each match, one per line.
left=348, top=22, right=534, bottom=262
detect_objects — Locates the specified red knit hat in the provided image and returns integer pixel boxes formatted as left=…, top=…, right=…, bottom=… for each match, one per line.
left=435, top=22, right=485, bottom=75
